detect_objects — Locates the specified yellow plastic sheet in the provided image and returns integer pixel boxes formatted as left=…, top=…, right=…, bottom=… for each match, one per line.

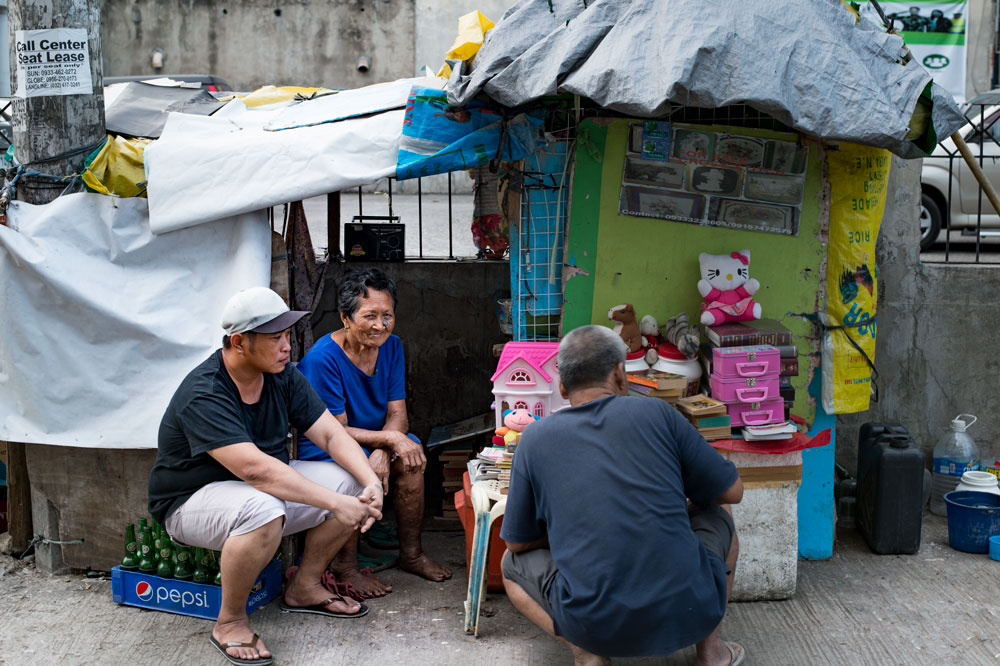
left=436, top=10, right=495, bottom=77
left=823, top=142, right=890, bottom=414
left=240, top=85, right=334, bottom=108
left=81, top=135, right=152, bottom=198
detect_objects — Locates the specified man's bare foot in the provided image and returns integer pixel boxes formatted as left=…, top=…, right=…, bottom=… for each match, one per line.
left=212, top=618, right=271, bottom=662
left=696, top=640, right=744, bottom=666
left=285, top=573, right=363, bottom=615
left=336, top=566, right=392, bottom=598
left=399, top=552, right=452, bottom=581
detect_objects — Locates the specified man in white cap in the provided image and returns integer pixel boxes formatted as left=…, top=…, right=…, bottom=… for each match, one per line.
left=148, top=287, right=384, bottom=666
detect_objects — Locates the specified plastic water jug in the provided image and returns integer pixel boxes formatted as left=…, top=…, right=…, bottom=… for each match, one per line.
left=930, top=414, right=980, bottom=516
left=856, top=423, right=924, bottom=554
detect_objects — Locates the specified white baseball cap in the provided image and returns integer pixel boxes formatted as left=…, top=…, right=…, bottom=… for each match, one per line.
left=221, top=287, right=309, bottom=335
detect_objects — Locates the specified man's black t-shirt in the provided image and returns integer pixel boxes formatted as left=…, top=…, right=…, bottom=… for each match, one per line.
left=147, top=349, right=328, bottom=524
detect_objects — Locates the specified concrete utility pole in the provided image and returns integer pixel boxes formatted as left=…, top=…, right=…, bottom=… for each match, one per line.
left=4, top=0, right=104, bottom=564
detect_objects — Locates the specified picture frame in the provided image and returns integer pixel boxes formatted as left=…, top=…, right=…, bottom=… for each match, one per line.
left=620, top=186, right=706, bottom=222
left=743, top=172, right=806, bottom=205
left=763, top=140, right=808, bottom=175
left=715, top=135, right=765, bottom=167
left=707, top=197, right=798, bottom=235
left=687, top=164, right=743, bottom=197
left=623, top=156, right=686, bottom=189
left=672, top=129, right=715, bottom=162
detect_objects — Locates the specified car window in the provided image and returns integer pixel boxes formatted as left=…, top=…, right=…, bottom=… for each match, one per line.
left=964, top=108, right=1000, bottom=145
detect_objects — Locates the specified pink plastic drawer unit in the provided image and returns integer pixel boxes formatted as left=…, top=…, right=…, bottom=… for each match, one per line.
left=710, top=373, right=780, bottom=404
left=727, top=399, right=785, bottom=427
left=712, top=345, right=780, bottom=378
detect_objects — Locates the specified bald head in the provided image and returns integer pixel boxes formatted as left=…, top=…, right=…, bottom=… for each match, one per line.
left=557, top=325, right=628, bottom=393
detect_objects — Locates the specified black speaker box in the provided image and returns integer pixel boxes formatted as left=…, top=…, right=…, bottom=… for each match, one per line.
left=344, top=218, right=404, bottom=262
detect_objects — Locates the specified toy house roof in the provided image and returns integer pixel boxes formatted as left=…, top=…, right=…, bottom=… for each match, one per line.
left=490, top=342, right=559, bottom=383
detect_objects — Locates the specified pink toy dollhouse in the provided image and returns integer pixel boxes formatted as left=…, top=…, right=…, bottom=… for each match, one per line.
left=490, top=341, right=570, bottom=428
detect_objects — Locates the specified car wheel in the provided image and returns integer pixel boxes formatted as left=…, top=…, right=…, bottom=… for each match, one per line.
left=919, top=192, right=942, bottom=251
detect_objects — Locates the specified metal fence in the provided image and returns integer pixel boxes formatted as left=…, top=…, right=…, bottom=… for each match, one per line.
left=920, top=92, right=1000, bottom=263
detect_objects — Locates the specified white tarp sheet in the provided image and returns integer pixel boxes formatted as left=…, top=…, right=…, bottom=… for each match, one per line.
left=0, top=193, right=270, bottom=448
left=144, top=103, right=404, bottom=234
left=264, top=76, right=442, bottom=130
left=446, top=0, right=966, bottom=158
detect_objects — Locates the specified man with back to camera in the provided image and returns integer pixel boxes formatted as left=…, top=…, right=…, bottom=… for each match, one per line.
left=500, top=325, right=746, bottom=666
left=148, top=287, right=383, bottom=666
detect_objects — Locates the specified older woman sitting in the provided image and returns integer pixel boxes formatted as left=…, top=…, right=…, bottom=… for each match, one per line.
left=297, top=268, right=451, bottom=598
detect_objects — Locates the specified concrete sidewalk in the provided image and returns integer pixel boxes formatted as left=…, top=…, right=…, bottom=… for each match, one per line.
left=0, top=513, right=998, bottom=665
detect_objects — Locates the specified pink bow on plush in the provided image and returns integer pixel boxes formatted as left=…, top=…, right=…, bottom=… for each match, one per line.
left=730, top=251, right=749, bottom=265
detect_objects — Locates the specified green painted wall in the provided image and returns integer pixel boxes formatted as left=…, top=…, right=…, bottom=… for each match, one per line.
left=563, top=119, right=826, bottom=423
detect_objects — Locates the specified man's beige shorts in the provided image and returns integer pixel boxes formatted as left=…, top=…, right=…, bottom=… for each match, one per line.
left=165, top=460, right=363, bottom=551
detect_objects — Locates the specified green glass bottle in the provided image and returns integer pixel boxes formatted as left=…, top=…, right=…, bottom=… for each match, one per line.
left=152, top=526, right=162, bottom=566
left=121, top=523, right=139, bottom=570
left=174, top=546, right=193, bottom=581
left=156, top=538, right=174, bottom=578
left=136, top=517, right=149, bottom=556
left=137, top=525, right=154, bottom=573
left=191, top=547, right=208, bottom=584
left=211, top=551, right=222, bottom=585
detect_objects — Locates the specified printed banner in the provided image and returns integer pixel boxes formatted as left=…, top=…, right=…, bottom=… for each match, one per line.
left=861, top=1, right=968, bottom=102
left=396, top=86, right=544, bottom=181
left=13, top=28, right=92, bottom=98
left=618, top=122, right=808, bottom=235
left=823, top=143, right=890, bottom=414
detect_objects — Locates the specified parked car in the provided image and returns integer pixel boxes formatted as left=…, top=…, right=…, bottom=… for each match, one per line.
left=920, top=100, right=1000, bottom=250
left=103, top=74, right=232, bottom=93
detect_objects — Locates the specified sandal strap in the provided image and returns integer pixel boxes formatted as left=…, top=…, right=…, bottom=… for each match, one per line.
left=225, top=633, right=260, bottom=649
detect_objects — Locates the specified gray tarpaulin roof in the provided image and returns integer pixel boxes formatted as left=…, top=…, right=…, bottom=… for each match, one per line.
left=446, top=0, right=965, bottom=158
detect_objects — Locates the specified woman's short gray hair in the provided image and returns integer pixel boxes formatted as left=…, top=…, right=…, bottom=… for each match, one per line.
left=337, top=268, right=397, bottom=320
left=557, top=325, right=627, bottom=393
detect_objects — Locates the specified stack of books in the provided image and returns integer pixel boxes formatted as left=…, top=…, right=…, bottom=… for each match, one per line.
left=627, top=370, right=688, bottom=404
left=676, top=393, right=732, bottom=441
left=701, top=319, right=798, bottom=418
left=498, top=438, right=517, bottom=494
left=470, top=446, right=504, bottom=483
left=743, top=421, right=798, bottom=441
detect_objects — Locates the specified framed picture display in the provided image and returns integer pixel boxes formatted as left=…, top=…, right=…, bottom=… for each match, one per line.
left=618, top=122, right=808, bottom=235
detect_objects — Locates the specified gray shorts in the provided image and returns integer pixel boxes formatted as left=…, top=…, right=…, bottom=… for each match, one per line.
left=501, top=503, right=735, bottom=617
left=165, top=459, right=363, bottom=551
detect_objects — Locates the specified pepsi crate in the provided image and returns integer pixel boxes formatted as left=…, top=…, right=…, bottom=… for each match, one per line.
left=111, top=559, right=282, bottom=620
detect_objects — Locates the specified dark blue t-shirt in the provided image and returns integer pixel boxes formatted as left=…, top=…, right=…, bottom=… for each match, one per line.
left=148, top=349, right=328, bottom=525
left=296, top=332, right=406, bottom=461
left=500, top=394, right=738, bottom=657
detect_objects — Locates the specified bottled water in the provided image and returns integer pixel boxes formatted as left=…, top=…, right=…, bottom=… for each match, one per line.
left=929, top=414, right=979, bottom=516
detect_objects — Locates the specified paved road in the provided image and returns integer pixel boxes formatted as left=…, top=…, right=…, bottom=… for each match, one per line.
left=2, top=514, right=997, bottom=665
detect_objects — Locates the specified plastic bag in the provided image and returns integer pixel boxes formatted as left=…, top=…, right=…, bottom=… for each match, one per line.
left=822, top=142, right=889, bottom=413
left=81, top=134, right=151, bottom=198
left=436, top=10, right=495, bottom=77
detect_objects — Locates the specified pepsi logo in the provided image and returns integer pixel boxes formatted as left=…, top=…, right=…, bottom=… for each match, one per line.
left=135, top=581, right=153, bottom=601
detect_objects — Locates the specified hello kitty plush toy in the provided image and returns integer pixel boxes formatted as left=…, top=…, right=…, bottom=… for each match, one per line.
left=697, top=249, right=762, bottom=326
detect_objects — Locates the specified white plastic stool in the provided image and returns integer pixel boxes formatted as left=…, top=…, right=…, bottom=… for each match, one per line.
left=463, top=479, right=507, bottom=636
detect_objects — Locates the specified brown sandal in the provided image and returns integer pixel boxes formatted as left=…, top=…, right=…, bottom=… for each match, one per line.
left=209, top=633, right=273, bottom=666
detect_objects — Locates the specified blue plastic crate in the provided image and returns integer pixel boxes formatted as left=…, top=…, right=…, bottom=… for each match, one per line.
left=111, top=559, right=282, bottom=620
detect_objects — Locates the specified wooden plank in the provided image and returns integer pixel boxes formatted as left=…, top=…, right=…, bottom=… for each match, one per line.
left=737, top=464, right=802, bottom=484
left=5, top=442, right=32, bottom=551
